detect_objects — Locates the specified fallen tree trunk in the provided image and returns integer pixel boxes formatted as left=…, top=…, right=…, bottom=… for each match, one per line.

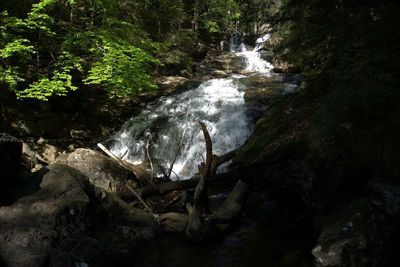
left=218, top=148, right=238, bottom=165
left=207, top=179, right=251, bottom=233
left=118, top=169, right=237, bottom=200
left=159, top=179, right=251, bottom=240
left=161, top=122, right=250, bottom=241
left=97, top=143, right=150, bottom=183
left=127, top=176, right=200, bottom=198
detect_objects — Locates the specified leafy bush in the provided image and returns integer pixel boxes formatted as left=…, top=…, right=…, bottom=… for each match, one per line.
left=0, top=0, right=160, bottom=101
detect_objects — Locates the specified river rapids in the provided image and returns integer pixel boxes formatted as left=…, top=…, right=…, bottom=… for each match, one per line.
left=106, top=36, right=273, bottom=180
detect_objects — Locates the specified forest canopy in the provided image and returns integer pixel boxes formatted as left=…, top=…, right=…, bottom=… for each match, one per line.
left=0, top=0, right=264, bottom=101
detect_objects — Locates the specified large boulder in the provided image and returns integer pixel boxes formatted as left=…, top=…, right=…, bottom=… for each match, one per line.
left=0, top=164, right=93, bottom=267
left=56, top=148, right=136, bottom=192
left=0, top=163, right=157, bottom=267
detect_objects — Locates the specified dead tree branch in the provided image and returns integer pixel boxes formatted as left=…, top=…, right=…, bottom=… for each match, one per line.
left=167, top=107, right=190, bottom=180
left=186, top=121, right=214, bottom=240
left=160, top=179, right=250, bottom=240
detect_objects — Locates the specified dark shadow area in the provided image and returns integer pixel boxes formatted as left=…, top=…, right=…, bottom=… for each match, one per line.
left=0, top=168, right=47, bottom=206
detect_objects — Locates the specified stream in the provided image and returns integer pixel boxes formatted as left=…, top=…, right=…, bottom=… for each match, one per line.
left=105, top=36, right=311, bottom=267
left=106, top=36, right=274, bottom=180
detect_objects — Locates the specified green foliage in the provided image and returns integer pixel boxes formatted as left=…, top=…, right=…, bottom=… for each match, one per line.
left=17, top=52, right=82, bottom=100
left=157, top=30, right=195, bottom=71
left=0, top=0, right=161, bottom=101
left=0, top=39, right=34, bottom=59
left=1, top=0, right=269, bottom=101
left=199, top=0, right=241, bottom=34
left=84, top=36, right=160, bottom=97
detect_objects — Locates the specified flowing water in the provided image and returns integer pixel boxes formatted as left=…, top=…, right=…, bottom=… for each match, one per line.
left=106, top=35, right=274, bottom=180
left=106, top=36, right=310, bottom=267
left=237, top=34, right=274, bottom=73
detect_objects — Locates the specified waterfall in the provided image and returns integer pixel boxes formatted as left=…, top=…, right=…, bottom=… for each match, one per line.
left=106, top=35, right=275, bottom=180
left=237, top=34, right=274, bottom=73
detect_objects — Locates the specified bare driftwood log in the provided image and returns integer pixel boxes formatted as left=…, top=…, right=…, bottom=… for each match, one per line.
left=118, top=137, right=238, bottom=201
left=198, top=121, right=213, bottom=177
left=218, top=148, right=238, bottom=165
left=160, top=212, right=188, bottom=232
left=184, top=122, right=211, bottom=240
left=97, top=143, right=152, bottom=183
left=97, top=143, right=138, bottom=176
left=160, top=179, right=250, bottom=240
left=118, top=172, right=235, bottom=200
left=159, top=122, right=251, bottom=241
left=130, top=176, right=200, bottom=198
left=97, top=143, right=155, bottom=215
left=208, top=179, right=250, bottom=233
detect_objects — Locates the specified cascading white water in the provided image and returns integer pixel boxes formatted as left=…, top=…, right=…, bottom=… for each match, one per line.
left=237, top=34, right=274, bottom=73
left=108, top=78, right=250, bottom=179
left=107, top=35, right=274, bottom=180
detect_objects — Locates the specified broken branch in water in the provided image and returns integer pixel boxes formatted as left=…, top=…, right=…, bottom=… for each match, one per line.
left=145, top=132, right=154, bottom=184
left=97, top=142, right=150, bottom=183
left=157, top=122, right=250, bottom=241
left=167, top=107, right=190, bottom=180
left=186, top=121, right=214, bottom=239
left=198, top=121, right=213, bottom=177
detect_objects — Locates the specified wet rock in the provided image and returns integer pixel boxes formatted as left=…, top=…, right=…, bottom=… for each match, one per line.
left=237, top=74, right=293, bottom=122
left=156, top=76, right=189, bottom=92
left=236, top=69, right=256, bottom=75
left=211, top=70, right=230, bottom=78
left=56, top=148, right=135, bottom=192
